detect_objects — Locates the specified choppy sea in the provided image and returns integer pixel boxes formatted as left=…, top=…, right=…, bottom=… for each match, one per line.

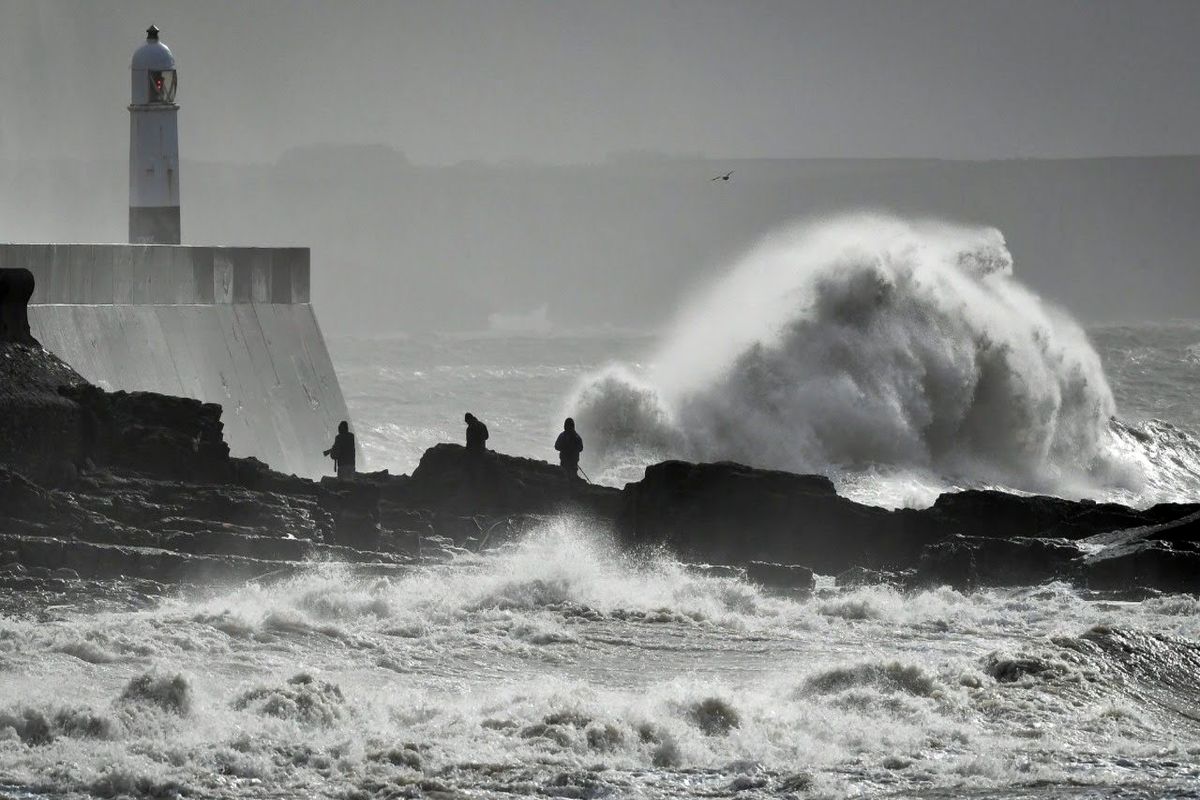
left=2, top=320, right=1199, bottom=799
left=330, top=322, right=1200, bottom=508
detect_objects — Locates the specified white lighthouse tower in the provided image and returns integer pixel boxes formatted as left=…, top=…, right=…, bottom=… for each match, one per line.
left=128, top=25, right=180, bottom=244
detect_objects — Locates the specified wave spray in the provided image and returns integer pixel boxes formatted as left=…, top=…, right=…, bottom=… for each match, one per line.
left=572, top=214, right=1131, bottom=502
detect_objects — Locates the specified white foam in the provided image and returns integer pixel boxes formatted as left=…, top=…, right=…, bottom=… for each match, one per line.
left=571, top=214, right=1149, bottom=504
left=4, top=526, right=1200, bottom=797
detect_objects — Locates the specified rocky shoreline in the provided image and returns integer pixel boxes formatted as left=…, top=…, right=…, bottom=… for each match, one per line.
left=2, top=332, right=1198, bottom=598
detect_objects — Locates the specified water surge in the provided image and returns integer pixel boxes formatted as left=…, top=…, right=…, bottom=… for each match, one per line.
left=571, top=214, right=1199, bottom=504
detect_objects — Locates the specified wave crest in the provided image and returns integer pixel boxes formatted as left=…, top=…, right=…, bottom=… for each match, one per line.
left=573, top=214, right=1127, bottom=498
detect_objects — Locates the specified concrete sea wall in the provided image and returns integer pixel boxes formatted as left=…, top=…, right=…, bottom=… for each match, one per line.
left=0, top=244, right=351, bottom=479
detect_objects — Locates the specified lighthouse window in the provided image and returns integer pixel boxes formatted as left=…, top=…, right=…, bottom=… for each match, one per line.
left=148, top=70, right=177, bottom=103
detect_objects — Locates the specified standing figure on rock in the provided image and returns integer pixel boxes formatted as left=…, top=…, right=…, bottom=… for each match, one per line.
left=464, top=413, right=489, bottom=452
left=323, top=420, right=356, bottom=479
left=555, top=417, right=584, bottom=479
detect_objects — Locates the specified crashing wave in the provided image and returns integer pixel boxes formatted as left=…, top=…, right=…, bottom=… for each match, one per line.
left=571, top=214, right=1156, bottom=501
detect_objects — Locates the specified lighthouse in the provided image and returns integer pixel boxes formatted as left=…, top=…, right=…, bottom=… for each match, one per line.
left=128, top=25, right=180, bottom=244
left=0, top=24, right=357, bottom=478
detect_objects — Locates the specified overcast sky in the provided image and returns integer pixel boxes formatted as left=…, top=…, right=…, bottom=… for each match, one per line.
left=2, top=0, right=1199, bottom=165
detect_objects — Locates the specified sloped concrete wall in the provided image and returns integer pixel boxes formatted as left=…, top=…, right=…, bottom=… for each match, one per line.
left=7, top=244, right=351, bottom=479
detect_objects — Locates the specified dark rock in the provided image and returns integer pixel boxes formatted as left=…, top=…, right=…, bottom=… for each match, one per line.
left=1082, top=509, right=1200, bottom=549
left=915, top=535, right=1080, bottom=589
left=407, top=443, right=622, bottom=518
left=1075, top=510, right=1200, bottom=594
left=0, top=268, right=36, bottom=345
left=621, top=460, right=937, bottom=571
left=0, top=342, right=87, bottom=479
left=59, top=384, right=231, bottom=482
left=318, top=479, right=382, bottom=550
left=160, top=530, right=314, bottom=562
left=927, top=489, right=1188, bottom=540
left=746, top=561, right=815, bottom=593
left=1038, top=506, right=1156, bottom=540
left=1142, top=502, right=1200, bottom=524
left=1081, top=541, right=1200, bottom=594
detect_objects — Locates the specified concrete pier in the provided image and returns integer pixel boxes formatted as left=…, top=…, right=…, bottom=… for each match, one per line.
left=0, top=243, right=351, bottom=478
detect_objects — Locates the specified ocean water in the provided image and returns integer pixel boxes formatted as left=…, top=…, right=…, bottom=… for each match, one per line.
left=5, top=217, right=1200, bottom=798
left=4, top=528, right=1200, bottom=799
left=329, top=324, right=1200, bottom=510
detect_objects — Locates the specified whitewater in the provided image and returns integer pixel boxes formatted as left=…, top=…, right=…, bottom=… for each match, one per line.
left=569, top=214, right=1199, bottom=507
left=3, top=524, right=1200, bottom=798
left=4, top=214, right=1200, bottom=798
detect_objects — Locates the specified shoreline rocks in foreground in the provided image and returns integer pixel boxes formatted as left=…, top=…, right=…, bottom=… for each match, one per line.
left=2, top=335, right=1198, bottom=597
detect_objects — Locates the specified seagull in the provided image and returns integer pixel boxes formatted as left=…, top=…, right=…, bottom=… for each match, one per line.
left=711, top=170, right=733, bottom=182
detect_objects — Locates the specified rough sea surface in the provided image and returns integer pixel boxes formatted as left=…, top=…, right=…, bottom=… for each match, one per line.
left=329, top=321, right=1200, bottom=509
left=2, top=316, right=1199, bottom=798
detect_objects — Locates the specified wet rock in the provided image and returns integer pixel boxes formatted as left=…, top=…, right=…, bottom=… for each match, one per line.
left=160, top=530, right=313, bottom=562
left=1076, top=510, right=1200, bottom=594
left=0, top=338, right=88, bottom=481
left=622, top=460, right=938, bottom=571
left=1080, top=540, right=1200, bottom=595
left=60, top=383, right=231, bottom=482
left=1082, top=509, right=1200, bottom=549
left=407, top=443, right=622, bottom=518
left=915, top=534, right=1080, bottom=589
left=930, top=490, right=1119, bottom=539
left=746, top=561, right=815, bottom=593
left=318, top=479, right=381, bottom=550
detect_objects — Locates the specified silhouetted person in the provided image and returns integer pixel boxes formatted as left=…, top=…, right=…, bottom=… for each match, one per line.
left=464, top=413, right=489, bottom=452
left=323, top=420, right=356, bottom=479
left=555, top=417, right=584, bottom=479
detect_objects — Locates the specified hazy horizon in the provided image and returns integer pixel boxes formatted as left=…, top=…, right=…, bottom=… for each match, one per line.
left=2, top=1, right=1199, bottom=333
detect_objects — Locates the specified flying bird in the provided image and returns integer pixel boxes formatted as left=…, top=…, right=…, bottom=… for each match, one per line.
left=711, top=171, right=733, bottom=182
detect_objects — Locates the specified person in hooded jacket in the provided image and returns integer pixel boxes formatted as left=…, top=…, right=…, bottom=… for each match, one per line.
left=323, top=420, right=356, bottom=479
left=464, top=413, right=489, bottom=452
left=555, top=417, right=584, bottom=479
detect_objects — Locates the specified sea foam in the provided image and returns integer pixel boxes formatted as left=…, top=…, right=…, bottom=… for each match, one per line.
left=572, top=214, right=1131, bottom=501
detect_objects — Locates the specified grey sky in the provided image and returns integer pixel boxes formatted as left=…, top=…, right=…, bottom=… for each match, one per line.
left=2, top=0, right=1199, bottom=165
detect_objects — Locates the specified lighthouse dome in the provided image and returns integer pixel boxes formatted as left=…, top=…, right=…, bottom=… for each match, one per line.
left=130, top=26, right=177, bottom=105
left=131, top=26, right=175, bottom=71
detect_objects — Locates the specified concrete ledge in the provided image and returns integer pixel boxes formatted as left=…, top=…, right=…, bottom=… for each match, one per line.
left=0, top=244, right=310, bottom=305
